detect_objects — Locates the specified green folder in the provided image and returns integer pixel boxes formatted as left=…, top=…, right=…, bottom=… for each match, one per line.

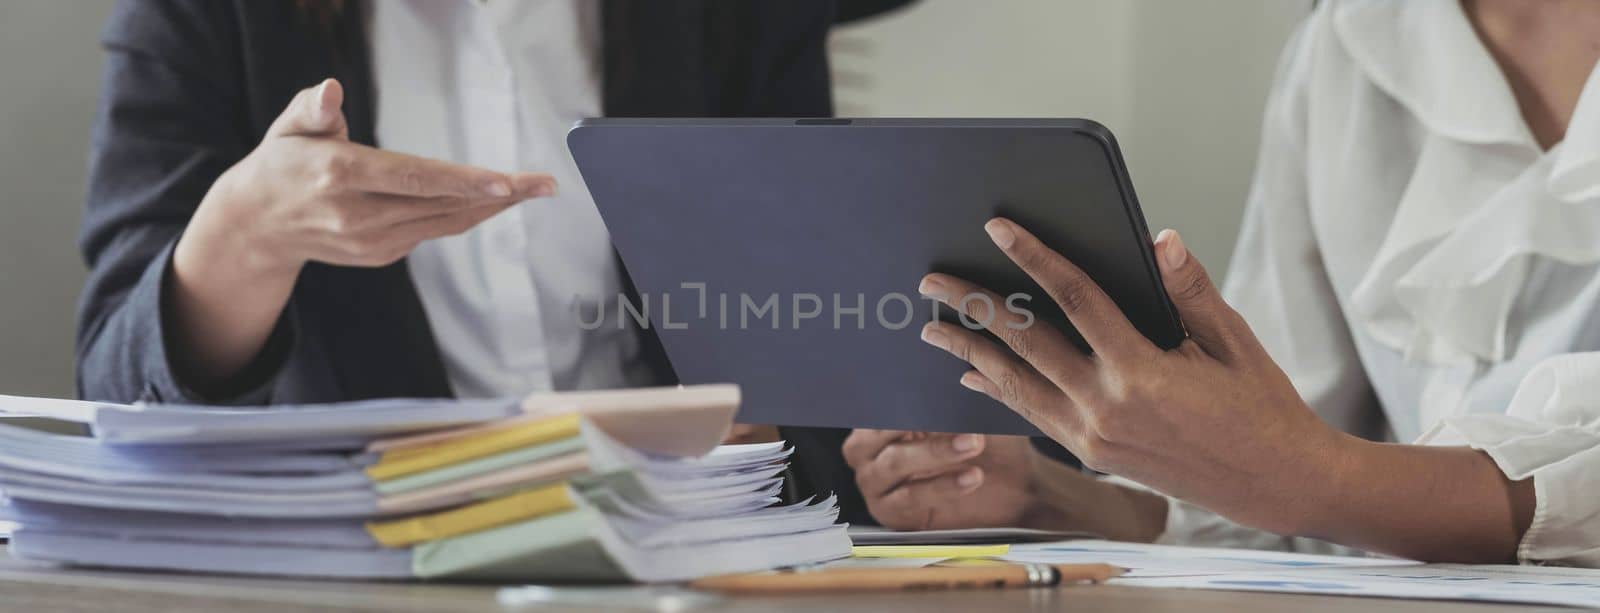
left=412, top=506, right=627, bottom=581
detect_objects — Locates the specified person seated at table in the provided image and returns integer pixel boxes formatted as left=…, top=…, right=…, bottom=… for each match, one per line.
left=846, top=0, right=1600, bottom=566
left=75, top=0, right=908, bottom=525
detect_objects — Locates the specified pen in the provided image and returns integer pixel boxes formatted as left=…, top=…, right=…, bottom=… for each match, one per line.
left=687, top=563, right=1124, bottom=594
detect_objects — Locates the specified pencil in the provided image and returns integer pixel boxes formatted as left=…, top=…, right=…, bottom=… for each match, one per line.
left=688, top=563, right=1124, bottom=594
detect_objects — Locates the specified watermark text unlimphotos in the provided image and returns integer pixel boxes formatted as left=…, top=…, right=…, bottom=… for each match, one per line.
left=574, top=282, right=1035, bottom=331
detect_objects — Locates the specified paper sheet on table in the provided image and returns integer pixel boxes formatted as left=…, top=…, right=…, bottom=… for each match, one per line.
left=0, top=421, right=364, bottom=486
left=818, top=556, right=956, bottom=569
left=847, top=525, right=1099, bottom=545
left=1116, top=564, right=1600, bottom=609
left=851, top=544, right=1010, bottom=558
left=1001, top=540, right=1415, bottom=577
left=0, top=395, right=524, bottom=445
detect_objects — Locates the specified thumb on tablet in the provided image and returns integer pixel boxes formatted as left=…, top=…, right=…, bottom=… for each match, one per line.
left=1154, top=229, right=1242, bottom=356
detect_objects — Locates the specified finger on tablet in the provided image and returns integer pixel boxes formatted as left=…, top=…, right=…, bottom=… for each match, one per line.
left=918, top=274, right=1089, bottom=388
left=983, top=218, right=1155, bottom=364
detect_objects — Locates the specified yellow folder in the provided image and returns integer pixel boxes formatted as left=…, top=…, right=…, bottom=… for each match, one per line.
left=365, top=482, right=576, bottom=547
left=365, top=413, right=583, bottom=481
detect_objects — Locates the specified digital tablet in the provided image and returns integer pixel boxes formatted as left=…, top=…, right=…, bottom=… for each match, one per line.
left=569, top=118, right=1183, bottom=435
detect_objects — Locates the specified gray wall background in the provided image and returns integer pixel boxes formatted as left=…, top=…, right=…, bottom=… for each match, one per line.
left=0, top=1, right=1306, bottom=399
left=831, top=0, right=1310, bottom=271
left=0, top=1, right=113, bottom=398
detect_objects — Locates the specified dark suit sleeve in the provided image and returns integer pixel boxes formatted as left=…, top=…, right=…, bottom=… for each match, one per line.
left=781, top=427, right=876, bottom=525
left=835, top=0, right=916, bottom=24
left=76, top=0, right=291, bottom=404
left=726, top=2, right=835, bottom=117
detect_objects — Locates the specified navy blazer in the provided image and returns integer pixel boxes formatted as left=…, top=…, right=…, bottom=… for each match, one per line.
left=77, top=0, right=887, bottom=523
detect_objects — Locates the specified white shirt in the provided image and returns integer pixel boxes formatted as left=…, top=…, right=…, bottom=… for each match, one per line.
left=369, top=0, right=658, bottom=398
left=1142, top=0, right=1600, bottom=566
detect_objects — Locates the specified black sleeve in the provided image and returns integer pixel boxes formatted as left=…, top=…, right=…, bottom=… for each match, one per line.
left=780, top=426, right=877, bottom=525
left=75, top=0, right=291, bottom=404
left=718, top=1, right=836, bottom=117
left=834, top=0, right=917, bottom=25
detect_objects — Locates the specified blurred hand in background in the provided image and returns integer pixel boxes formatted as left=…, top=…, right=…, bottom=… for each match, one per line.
left=842, top=429, right=1168, bottom=540
left=842, top=430, right=1038, bottom=530
left=724, top=424, right=782, bottom=445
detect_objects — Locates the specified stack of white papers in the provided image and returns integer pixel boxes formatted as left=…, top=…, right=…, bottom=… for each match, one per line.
left=0, top=386, right=850, bottom=582
left=847, top=525, right=1100, bottom=545
left=0, top=395, right=525, bottom=444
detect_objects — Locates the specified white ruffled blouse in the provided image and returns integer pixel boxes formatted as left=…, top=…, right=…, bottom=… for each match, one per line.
left=1145, top=0, right=1600, bottom=566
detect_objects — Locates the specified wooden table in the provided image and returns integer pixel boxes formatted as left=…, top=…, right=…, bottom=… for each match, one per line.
left=0, top=547, right=1566, bottom=613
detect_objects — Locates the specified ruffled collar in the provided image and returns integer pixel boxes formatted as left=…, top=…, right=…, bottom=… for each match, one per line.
left=1333, top=0, right=1534, bottom=148
left=1333, top=0, right=1600, bottom=367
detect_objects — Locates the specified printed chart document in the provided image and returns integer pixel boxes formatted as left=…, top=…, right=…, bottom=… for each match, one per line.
left=1001, top=540, right=1415, bottom=578
left=1119, top=564, right=1600, bottom=609
left=1003, top=540, right=1600, bottom=608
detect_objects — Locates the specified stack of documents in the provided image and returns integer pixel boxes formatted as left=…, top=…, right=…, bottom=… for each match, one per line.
left=0, top=385, right=849, bottom=582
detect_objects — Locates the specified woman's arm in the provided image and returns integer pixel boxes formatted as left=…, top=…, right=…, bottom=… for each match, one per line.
left=1133, top=9, right=1388, bottom=555
left=1388, top=353, right=1600, bottom=566
left=914, top=220, right=1542, bottom=563
left=1312, top=439, right=1533, bottom=562
left=836, top=11, right=1386, bottom=552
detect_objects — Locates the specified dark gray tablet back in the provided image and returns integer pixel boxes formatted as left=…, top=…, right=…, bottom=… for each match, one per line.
left=568, top=119, right=1182, bottom=435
